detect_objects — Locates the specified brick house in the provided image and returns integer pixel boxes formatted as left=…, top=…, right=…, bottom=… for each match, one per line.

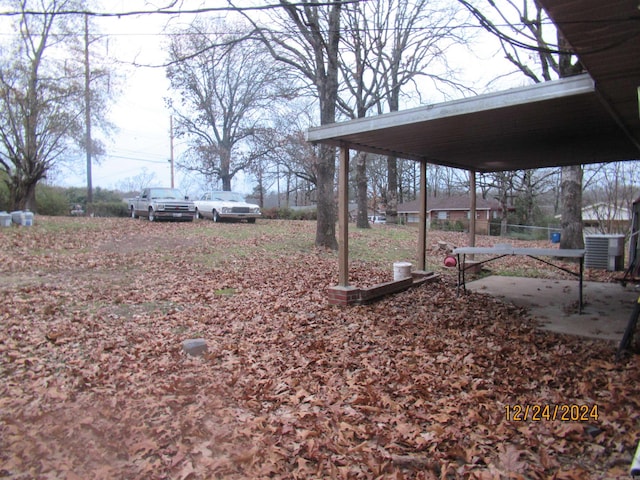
left=398, top=194, right=503, bottom=235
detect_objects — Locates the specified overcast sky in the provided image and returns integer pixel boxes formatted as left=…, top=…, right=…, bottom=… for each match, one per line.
left=52, top=0, right=520, bottom=195
left=54, top=1, right=182, bottom=192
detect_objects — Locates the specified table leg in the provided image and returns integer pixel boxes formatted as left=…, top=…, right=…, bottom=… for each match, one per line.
left=456, top=253, right=467, bottom=295
left=456, top=254, right=460, bottom=295
left=456, top=254, right=462, bottom=295
left=579, top=257, right=583, bottom=313
left=462, top=254, right=466, bottom=292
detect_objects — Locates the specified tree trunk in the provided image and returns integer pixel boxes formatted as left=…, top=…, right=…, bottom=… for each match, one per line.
left=24, top=184, right=37, bottom=211
left=560, top=165, right=584, bottom=249
left=557, top=28, right=584, bottom=250
left=255, top=170, right=264, bottom=207
left=355, top=152, right=369, bottom=229
left=500, top=216, right=508, bottom=237
left=315, top=144, right=338, bottom=250
left=496, top=173, right=510, bottom=237
left=10, top=178, right=37, bottom=211
left=386, top=155, right=398, bottom=225
left=313, top=4, right=341, bottom=250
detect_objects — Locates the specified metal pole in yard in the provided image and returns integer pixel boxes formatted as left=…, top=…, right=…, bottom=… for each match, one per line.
left=169, top=116, right=175, bottom=189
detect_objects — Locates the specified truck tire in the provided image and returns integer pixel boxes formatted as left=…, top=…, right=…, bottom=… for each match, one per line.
left=131, top=207, right=138, bottom=219
left=148, top=208, right=156, bottom=222
left=212, top=210, right=221, bottom=223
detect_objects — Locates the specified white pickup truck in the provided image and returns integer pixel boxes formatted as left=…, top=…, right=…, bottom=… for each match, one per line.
left=128, top=187, right=195, bottom=222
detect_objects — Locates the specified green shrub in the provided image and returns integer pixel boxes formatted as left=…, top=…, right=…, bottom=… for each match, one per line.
left=278, top=208, right=292, bottom=220
left=0, top=178, right=9, bottom=212
left=291, top=208, right=317, bottom=221
left=431, top=219, right=465, bottom=232
left=259, top=207, right=317, bottom=220
left=36, top=185, right=69, bottom=216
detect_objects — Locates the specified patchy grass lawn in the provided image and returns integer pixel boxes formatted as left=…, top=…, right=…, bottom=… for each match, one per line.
left=0, top=217, right=637, bottom=479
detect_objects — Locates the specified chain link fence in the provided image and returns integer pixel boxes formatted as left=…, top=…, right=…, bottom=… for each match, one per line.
left=488, top=221, right=562, bottom=241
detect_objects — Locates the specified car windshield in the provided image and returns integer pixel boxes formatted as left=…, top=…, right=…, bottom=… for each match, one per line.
left=209, top=191, right=246, bottom=202
left=150, top=188, right=183, bottom=199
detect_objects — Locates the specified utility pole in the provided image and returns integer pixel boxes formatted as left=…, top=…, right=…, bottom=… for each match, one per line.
left=84, top=14, right=93, bottom=205
left=169, top=115, right=175, bottom=188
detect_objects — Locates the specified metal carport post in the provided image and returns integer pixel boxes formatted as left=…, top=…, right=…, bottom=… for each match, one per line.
left=417, top=159, right=427, bottom=271
left=337, top=144, right=428, bottom=288
left=338, top=145, right=350, bottom=287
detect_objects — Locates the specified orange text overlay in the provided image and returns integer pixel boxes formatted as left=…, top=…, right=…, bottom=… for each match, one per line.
left=505, top=404, right=599, bottom=422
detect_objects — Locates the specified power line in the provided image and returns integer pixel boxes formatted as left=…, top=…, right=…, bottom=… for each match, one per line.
left=0, top=1, right=362, bottom=18
left=105, top=154, right=167, bottom=164
left=457, top=0, right=640, bottom=57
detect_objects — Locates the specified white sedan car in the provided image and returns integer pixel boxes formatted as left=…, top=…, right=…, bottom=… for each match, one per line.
left=194, top=191, right=261, bottom=223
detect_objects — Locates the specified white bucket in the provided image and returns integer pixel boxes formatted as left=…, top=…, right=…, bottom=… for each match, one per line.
left=0, top=212, right=11, bottom=227
left=393, top=262, right=412, bottom=281
left=10, top=210, right=33, bottom=226
left=10, top=211, right=24, bottom=225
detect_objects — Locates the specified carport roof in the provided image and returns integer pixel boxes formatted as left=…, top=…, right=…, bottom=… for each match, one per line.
left=306, top=0, right=640, bottom=173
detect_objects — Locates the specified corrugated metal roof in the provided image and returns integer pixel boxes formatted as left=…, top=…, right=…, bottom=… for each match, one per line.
left=539, top=0, right=640, bottom=151
left=306, top=0, right=640, bottom=172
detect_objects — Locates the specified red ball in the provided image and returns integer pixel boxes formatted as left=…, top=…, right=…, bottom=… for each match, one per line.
left=444, top=255, right=457, bottom=267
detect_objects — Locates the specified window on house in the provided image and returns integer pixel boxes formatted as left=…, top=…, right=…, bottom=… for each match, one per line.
left=437, top=211, right=448, bottom=220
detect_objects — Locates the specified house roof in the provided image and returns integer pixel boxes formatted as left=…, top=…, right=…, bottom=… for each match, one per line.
left=581, top=203, right=631, bottom=222
left=398, top=194, right=501, bottom=214
left=306, top=0, right=640, bottom=173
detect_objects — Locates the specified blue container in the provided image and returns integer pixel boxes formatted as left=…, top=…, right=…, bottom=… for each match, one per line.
left=551, top=232, right=561, bottom=243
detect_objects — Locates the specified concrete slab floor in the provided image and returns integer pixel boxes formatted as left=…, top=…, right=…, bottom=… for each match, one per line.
left=463, top=275, right=640, bottom=342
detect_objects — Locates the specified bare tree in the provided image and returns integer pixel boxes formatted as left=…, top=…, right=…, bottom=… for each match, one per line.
left=337, top=1, right=382, bottom=229
left=427, top=164, right=468, bottom=197
left=116, top=168, right=159, bottom=194
left=366, top=154, right=388, bottom=218
left=249, top=109, right=321, bottom=208
left=398, top=159, right=419, bottom=203
left=515, top=168, right=558, bottom=225
left=0, top=0, right=111, bottom=211
left=459, top=0, right=585, bottom=249
left=583, top=161, right=640, bottom=234
left=476, top=168, right=557, bottom=234
left=335, top=0, right=470, bottom=226
left=369, top=0, right=470, bottom=224
left=166, top=19, right=294, bottom=191
left=275, top=128, right=320, bottom=207
left=236, top=0, right=342, bottom=249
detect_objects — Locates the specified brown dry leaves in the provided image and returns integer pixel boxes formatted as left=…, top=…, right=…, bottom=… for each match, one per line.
left=0, top=218, right=638, bottom=479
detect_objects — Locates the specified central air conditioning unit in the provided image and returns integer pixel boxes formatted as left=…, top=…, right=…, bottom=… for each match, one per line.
left=584, top=234, right=626, bottom=271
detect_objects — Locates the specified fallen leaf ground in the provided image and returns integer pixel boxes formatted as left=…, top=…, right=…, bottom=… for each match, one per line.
left=0, top=217, right=638, bottom=479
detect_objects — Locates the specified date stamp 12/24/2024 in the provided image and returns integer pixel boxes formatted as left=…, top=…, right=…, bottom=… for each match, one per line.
left=505, top=404, right=599, bottom=422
